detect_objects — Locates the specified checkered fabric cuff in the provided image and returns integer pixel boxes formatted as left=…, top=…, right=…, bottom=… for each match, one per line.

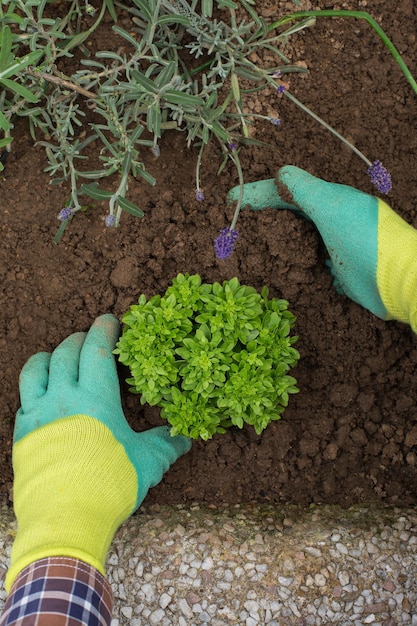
left=0, top=557, right=113, bottom=626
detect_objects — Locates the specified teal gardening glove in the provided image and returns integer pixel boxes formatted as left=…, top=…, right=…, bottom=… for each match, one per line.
left=6, top=314, right=191, bottom=591
left=228, top=166, right=417, bottom=332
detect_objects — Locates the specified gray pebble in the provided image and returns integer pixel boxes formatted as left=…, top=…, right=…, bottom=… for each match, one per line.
left=120, top=606, right=132, bottom=619
left=159, top=593, right=172, bottom=609
left=314, top=573, right=327, bottom=587
left=336, top=542, right=348, bottom=555
left=244, top=600, right=259, bottom=613
left=149, top=608, right=166, bottom=624
left=304, top=546, right=322, bottom=557
left=178, top=598, right=193, bottom=618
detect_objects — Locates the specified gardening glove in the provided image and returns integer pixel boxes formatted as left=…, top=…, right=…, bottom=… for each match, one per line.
left=227, top=166, right=417, bottom=332
left=5, top=314, right=191, bottom=592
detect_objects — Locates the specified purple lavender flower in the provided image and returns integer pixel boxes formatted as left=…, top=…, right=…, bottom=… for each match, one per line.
left=273, top=70, right=282, bottom=78
left=227, top=141, right=238, bottom=151
left=214, top=227, right=239, bottom=260
left=269, top=117, right=281, bottom=126
left=151, top=144, right=160, bottom=158
left=276, top=85, right=286, bottom=94
left=105, top=213, right=116, bottom=227
left=196, top=188, right=205, bottom=202
left=57, top=206, right=74, bottom=221
left=367, top=160, right=392, bottom=194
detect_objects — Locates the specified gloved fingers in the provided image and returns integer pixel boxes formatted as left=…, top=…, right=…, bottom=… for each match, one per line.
left=132, top=426, right=192, bottom=503
left=78, top=314, right=121, bottom=393
left=47, top=332, right=86, bottom=388
left=18, top=352, right=51, bottom=413
left=277, top=165, right=373, bottom=225
left=277, top=165, right=329, bottom=219
left=227, top=178, right=297, bottom=212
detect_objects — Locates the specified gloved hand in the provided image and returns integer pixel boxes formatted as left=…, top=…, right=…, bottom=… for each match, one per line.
left=6, top=314, right=191, bottom=591
left=228, top=166, right=417, bottom=332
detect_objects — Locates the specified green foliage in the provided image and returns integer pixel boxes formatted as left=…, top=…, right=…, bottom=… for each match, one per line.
left=0, top=0, right=311, bottom=239
left=115, top=274, right=300, bottom=440
left=2, top=1, right=413, bottom=242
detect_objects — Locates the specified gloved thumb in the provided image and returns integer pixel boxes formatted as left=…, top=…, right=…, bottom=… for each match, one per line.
left=128, top=426, right=192, bottom=507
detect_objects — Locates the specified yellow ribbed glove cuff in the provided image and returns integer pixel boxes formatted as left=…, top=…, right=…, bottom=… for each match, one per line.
left=377, top=200, right=417, bottom=332
left=5, top=415, right=137, bottom=592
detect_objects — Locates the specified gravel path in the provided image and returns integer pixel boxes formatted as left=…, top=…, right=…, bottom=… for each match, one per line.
left=1, top=502, right=417, bottom=625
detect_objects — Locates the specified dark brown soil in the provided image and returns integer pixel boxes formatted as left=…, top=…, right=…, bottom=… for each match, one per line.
left=1, top=1, right=417, bottom=509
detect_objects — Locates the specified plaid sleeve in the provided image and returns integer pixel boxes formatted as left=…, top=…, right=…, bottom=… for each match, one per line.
left=0, top=557, right=113, bottom=626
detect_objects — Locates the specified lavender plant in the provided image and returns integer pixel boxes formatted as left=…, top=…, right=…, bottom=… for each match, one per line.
left=0, top=1, right=414, bottom=245
left=114, top=273, right=300, bottom=440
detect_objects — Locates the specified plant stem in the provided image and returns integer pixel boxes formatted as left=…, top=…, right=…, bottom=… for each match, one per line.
left=270, top=10, right=417, bottom=96
left=196, top=143, right=204, bottom=192
left=111, top=150, right=132, bottom=225
left=27, top=68, right=97, bottom=99
left=283, top=89, right=371, bottom=166
left=229, top=152, right=244, bottom=230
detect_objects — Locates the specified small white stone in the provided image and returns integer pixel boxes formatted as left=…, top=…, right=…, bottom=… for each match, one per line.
left=278, top=588, right=291, bottom=601
left=216, top=581, right=231, bottom=591
left=336, top=543, right=348, bottom=555
left=150, top=609, right=165, bottom=625
left=187, top=567, right=198, bottom=578
left=304, top=547, right=322, bottom=558
left=120, top=606, right=132, bottom=619
left=224, top=569, right=234, bottom=581
left=244, top=600, right=259, bottom=613
left=314, top=574, right=327, bottom=587
left=256, top=564, right=268, bottom=572
left=366, top=542, right=379, bottom=554
left=199, top=612, right=211, bottom=622
left=117, top=584, right=126, bottom=601
left=135, top=561, right=144, bottom=577
left=289, top=601, right=301, bottom=617
left=159, top=593, right=172, bottom=609
left=141, top=583, right=155, bottom=603
left=178, top=598, right=193, bottom=618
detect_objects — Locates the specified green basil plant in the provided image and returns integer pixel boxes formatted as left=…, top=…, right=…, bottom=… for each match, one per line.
left=115, top=273, right=300, bottom=440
